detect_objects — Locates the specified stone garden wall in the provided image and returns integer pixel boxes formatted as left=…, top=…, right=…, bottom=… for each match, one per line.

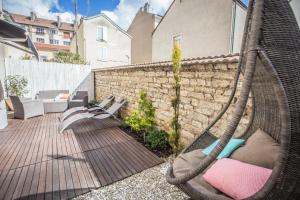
left=94, top=54, right=252, bottom=145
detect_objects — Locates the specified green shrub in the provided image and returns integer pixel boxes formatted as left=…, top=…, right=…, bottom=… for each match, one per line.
left=125, top=90, right=156, bottom=134
left=146, top=129, right=169, bottom=150
left=51, top=52, right=85, bottom=64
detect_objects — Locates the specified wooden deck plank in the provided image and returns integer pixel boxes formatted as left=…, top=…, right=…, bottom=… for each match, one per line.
left=0, top=113, right=163, bottom=200
left=52, top=159, right=60, bottom=200
left=57, top=159, right=68, bottom=200
left=12, top=165, right=30, bottom=199
left=3, top=168, right=22, bottom=200
left=0, top=169, right=16, bottom=199
left=63, top=159, right=76, bottom=199
left=36, top=161, right=47, bottom=200
left=44, top=160, right=53, bottom=200
left=28, top=162, right=42, bottom=200
left=20, top=163, right=36, bottom=199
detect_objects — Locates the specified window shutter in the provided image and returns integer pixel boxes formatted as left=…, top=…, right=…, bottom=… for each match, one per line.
left=103, top=26, right=108, bottom=41
left=99, top=47, right=108, bottom=60
left=103, top=47, right=107, bottom=59
left=96, top=26, right=103, bottom=40
left=99, top=47, right=103, bottom=59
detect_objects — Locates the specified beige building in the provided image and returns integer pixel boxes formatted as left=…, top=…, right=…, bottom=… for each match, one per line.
left=70, top=13, right=131, bottom=69
left=11, top=12, right=74, bottom=61
left=127, top=3, right=162, bottom=64
left=152, top=0, right=247, bottom=61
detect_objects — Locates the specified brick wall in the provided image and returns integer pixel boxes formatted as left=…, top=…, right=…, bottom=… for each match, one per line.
left=94, top=55, right=252, bottom=145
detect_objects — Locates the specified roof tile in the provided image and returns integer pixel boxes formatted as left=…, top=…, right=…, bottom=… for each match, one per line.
left=11, top=13, right=74, bottom=31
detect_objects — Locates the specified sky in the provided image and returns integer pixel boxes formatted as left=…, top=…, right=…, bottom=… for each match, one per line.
left=3, top=0, right=250, bottom=30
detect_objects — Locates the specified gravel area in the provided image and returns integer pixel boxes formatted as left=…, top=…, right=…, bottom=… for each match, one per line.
left=74, top=162, right=189, bottom=200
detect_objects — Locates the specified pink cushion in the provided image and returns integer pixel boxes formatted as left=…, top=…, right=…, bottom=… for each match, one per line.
left=203, top=158, right=272, bottom=200
left=60, top=94, right=69, bottom=100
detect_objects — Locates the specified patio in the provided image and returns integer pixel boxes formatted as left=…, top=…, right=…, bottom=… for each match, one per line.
left=0, top=113, right=163, bottom=200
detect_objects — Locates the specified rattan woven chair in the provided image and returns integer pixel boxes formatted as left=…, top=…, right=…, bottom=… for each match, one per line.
left=166, top=0, right=300, bottom=199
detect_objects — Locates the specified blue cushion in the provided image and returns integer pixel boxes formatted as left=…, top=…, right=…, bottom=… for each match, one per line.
left=202, top=139, right=245, bottom=159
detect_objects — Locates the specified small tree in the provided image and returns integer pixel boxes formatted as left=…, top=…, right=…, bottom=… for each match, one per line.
left=5, top=75, right=28, bottom=97
left=169, top=42, right=183, bottom=155
left=125, top=90, right=156, bottom=141
left=51, top=52, right=85, bottom=64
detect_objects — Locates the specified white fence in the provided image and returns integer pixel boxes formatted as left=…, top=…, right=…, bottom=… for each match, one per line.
left=4, top=59, right=93, bottom=100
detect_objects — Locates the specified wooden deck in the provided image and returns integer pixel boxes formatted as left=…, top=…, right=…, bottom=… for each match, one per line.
left=0, top=114, right=163, bottom=200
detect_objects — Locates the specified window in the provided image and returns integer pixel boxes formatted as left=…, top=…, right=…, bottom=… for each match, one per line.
left=36, top=38, right=45, bottom=43
left=50, top=28, right=57, bottom=35
left=63, top=32, right=70, bottom=39
left=96, top=26, right=108, bottom=41
left=173, top=35, right=182, bottom=47
left=50, top=39, right=59, bottom=45
left=98, top=47, right=107, bottom=60
left=40, top=56, right=47, bottom=62
left=63, top=41, right=70, bottom=46
left=36, top=27, right=45, bottom=34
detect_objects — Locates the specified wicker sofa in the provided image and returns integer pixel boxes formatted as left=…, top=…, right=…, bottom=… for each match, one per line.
left=37, top=90, right=69, bottom=113
left=10, top=96, right=44, bottom=119
left=68, top=91, right=88, bottom=108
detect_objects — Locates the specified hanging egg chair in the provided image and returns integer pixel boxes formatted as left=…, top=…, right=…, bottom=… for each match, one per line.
left=166, top=0, right=300, bottom=199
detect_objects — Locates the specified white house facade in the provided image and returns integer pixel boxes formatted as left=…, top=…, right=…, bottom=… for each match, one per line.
left=71, top=14, right=131, bottom=69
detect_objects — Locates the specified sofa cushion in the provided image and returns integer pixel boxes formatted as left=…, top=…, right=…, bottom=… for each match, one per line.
left=230, top=128, right=280, bottom=169
left=202, top=139, right=245, bottom=159
left=38, top=90, right=69, bottom=99
left=203, top=158, right=272, bottom=200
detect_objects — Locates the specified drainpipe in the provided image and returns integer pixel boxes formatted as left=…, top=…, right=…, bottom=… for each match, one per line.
left=229, top=0, right=237, bottom=53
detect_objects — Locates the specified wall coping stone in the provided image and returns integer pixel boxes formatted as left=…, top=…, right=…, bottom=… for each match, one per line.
left=93, top=53, right=239, bottom=72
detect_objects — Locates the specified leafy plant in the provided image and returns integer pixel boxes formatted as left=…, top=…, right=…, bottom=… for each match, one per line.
left=87, top=100, right=99, bottom=108
left=5, top=75, right=28, bottom=97
left=125, top=90, right=156, bottom=139
left=146, top=129, right=169, bottom=150
left=169, top=42, right=184, bottom=155
left=21, top=54, right=31, bottom=60
left=51, top=52, right=85, bottom=64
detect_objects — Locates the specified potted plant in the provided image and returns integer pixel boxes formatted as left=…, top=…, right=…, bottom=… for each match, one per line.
left=4, top=75, right=28, bottom=111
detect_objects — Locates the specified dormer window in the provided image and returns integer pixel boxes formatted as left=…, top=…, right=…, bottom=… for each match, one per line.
left=96, top=26, right=108, bottom=41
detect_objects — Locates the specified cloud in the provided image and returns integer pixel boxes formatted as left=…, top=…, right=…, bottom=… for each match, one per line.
left=102, top=0, right=173, bottom=30
left=3, top=0, right=78, bottom=23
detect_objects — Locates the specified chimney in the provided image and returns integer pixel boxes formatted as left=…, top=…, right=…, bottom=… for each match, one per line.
left=30, top=11, right=37, bottom=21
left=144, top=2, right=150, bottom=12
left=57, top=15, right=61, bottom=27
